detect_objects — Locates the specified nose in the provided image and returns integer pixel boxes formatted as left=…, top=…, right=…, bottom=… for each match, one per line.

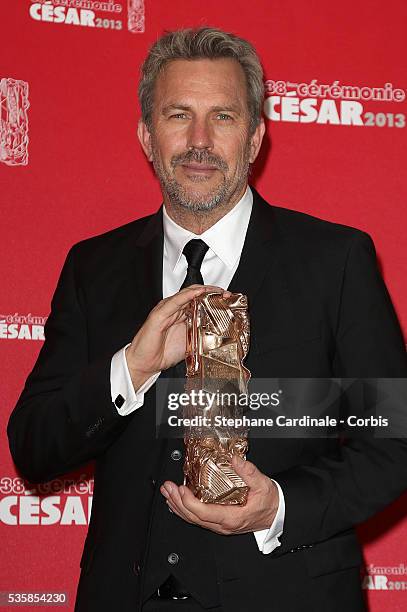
left=186, top=117, right=214, bottom=151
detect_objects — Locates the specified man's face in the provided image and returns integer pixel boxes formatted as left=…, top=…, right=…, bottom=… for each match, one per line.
left=138, top=58, right=265, bottom=211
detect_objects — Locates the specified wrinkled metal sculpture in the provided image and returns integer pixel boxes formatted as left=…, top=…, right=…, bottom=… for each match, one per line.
left=0, top=78, right=29, bottom=166
left=183, top=291, right=251, bottom=505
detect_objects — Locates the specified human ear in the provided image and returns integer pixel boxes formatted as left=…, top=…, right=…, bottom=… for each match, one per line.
left=137, top=119, right=153, bottom=162
left=248, top=118, right=265, bottom=164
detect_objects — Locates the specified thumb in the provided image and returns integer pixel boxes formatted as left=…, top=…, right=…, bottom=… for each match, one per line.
left=231, top=455, right=264, bottom=489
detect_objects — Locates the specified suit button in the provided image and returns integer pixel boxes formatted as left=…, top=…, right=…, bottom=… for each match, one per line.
left=150, top=478, right=156, bottom=488
left=171, top=450, right=182, bottom=461
left=167, top=552, right=179, bottom=565
left=133, top=561, right=141, bottom=575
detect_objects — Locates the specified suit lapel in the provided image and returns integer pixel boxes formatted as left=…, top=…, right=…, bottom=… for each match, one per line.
left=227, top=187, right=281, bottom=309
left=133, top=205, right=164, bottom=318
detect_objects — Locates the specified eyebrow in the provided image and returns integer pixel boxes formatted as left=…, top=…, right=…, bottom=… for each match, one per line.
left=162, top=103, right=241, bottom=114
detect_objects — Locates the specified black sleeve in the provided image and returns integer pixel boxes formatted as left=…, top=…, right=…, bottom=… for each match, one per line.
left=272, top=231, right=407, bottom=555
left=7, top=244, right=132, bottom=484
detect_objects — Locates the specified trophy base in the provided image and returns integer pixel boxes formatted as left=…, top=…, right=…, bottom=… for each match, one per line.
left=184, top=458, right=249, bottom=505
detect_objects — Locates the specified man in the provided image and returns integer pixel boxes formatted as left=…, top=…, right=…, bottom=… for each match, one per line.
left=7, top=27, right=407, bottom=612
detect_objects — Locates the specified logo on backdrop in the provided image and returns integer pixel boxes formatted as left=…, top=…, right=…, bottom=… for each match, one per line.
left=363, top=564, right=407, bottom=591
left=28, top=0, right=145, bottom=33
left=0, top=476, right=93, bottom=525
left=128, top=0, right=144, bottom=32
left=0, top=313, right=48, bottom=341
left=264, top=79, right=406, bottom=128
left=0, top=78, right=29, bottom=167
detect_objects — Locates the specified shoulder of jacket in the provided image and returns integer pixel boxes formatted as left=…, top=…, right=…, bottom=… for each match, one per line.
left=269, top=202, right=372, bottom=251
left=67, top=211, right=157, bottom=260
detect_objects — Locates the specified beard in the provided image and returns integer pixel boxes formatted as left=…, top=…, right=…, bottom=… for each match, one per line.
left=151, top=143, right=251, bottom=212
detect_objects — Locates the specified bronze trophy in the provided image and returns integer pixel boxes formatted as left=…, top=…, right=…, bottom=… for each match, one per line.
left=182, top=291, right=251, bottom=505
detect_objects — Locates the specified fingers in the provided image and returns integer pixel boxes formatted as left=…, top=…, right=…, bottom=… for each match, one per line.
left=165, top=493, right=188, bottom=520
left=179, top=284, right=231, bottom=294
left=154, top=285, right=231, bottom=320
left=177, top=486, right=226, bottom=524
left=230, top=456, right=264, bottom=491
left=161, top=482, right=238, bottom=527
left=163, top=486, right=229, bottom=533
left=161, top=484, right=196, bottom=523
left=176, top=284, right=231, bottom=300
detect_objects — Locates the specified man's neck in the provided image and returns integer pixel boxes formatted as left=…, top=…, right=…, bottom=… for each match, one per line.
left=163, top=184, right=248, bottom=234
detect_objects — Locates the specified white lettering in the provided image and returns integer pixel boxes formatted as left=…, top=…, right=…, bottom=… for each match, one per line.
left=264, top=96, right=280, bottom=121
left=375, top=575, right=388, bottom=590
left=281, top=97, right=300, bottom=122
left=80, top=9, right=95, bottom=26
left=0, top=495, right=93, bottom=525
left=362, top=575, right=375, bottom=590
left=42, top=2, right=54, bottom=21
left=60, top=496, right=87, bottom=524
left=317, top=100, right=340, bottom=125
left=29, top=3, right=42, bottom=20
left=31, top=325, right=45, bottom=340
left=18, top=324, right=31, bottom=340
left=341, top=101, right=364, bottom=125
left=65, top=7, right=81, bottom=24
left=265, top=96, right=365, bottom=127
left=0, top=496, right=17, bottom=525
left=53, top=6, right=66, bottom=22
left=41, top=496, right=62, bottom=525
left=20, top=495, right=40, bottom=525
left=7, top=324, right=18, bottom=339
left=299, top=99, right=318, bottom=123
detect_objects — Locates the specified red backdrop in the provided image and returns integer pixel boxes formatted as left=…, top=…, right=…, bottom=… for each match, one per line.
left=1, top=1, right=406, bottom=609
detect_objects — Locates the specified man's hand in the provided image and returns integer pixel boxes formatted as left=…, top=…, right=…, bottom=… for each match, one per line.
left=160, top=455, right=279, bottom=535
left=125, top=284, right=231, bottom=390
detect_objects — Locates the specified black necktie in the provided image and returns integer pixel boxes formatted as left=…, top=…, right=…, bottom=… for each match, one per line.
left=174, top=239, right=209, bottom=378
left=180, top=239, right=209, bottom=289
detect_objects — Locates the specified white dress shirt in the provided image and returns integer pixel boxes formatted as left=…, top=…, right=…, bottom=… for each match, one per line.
left=110, top=186, right=285, bottom=554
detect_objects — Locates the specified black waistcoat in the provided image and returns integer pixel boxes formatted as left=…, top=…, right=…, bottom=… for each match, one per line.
left=140, top=367, right=221, bottom=608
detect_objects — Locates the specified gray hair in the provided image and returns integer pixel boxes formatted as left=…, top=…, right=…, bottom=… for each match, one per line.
left=138, top=27, right=265, bottom=134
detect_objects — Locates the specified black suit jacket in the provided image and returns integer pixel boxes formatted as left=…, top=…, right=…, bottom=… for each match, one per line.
left=7, top=188, right=407, bottom=612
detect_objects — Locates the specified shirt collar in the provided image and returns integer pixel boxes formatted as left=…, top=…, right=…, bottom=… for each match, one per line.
left=163, top=186, right=253, bottom=271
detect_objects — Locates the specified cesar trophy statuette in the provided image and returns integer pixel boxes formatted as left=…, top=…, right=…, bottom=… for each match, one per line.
left=182, top=291, right=251, bottom=505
